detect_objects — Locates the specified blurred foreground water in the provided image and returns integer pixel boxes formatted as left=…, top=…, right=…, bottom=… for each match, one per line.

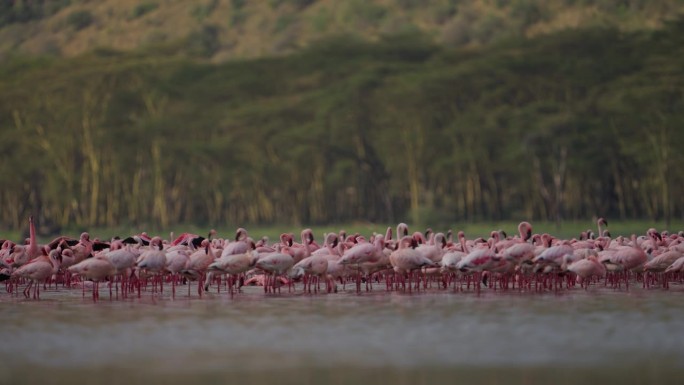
left=1, top=285, right=683, bottom=385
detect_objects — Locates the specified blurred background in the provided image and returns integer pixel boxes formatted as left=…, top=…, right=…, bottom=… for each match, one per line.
left=1, top=0, right=683, bottom=236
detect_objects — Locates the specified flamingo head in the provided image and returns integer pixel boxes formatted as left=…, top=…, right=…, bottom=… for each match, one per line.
left=518, top=221, right=533, bottom=241
left=235, top=228, right=248, bottom=241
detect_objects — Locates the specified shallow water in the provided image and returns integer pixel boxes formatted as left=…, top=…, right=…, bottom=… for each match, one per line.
left=1, top=284, right=683, bottom=385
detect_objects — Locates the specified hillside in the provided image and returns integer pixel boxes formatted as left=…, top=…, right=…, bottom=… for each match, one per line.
left=1, top=19, right=683, bottom=230
left=1, top=0, right=683, bottom=60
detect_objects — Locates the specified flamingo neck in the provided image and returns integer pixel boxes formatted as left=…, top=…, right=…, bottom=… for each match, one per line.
left=28, top=217, right=39, bottom=256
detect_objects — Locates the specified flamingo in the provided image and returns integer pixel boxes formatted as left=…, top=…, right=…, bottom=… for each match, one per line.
left=136, top=236, right=168, bottom=294
left=316, top=236, right=351, bottom=291
left=598, top=234, right=648, bottom=289
left=415, top=232, right=446, bottom=263
left=164, top=248, right=191, bottom=296
left=106, top=240, right=140, bottom=276
left=564, top=254, right=606, bottom=288
left=312, top=233, right=341, bottom=257
left=286, top=229, right=318, bottom=264
left=642, top=249, right=682, bottom=288
left=339, top=235, right=385, bottom=266
left=603, top=234, right=648, bottom=272
left=222, top=228, right=255, bottom=255
left=396, top=223, right=409, bottom=241
left=456, top=237, right=510, bottom=289
left=532, top=242, right=574, bottom=269
left=664, top=257, right=684, bottom=274
left=456, top=239, right=501, bottom=274
left=171, top=230, right=214, bottom=247
left=3, top=220, right=683, bottom=297
left=644, top=250, right=683, bottom=272
left=338, top=234, right=386, bottom=292
left=254, top=249, right=294, bottom=293
left=389, top=236, right=438, bottom=291
left=597, top=217, right=609, bottom=237
left=12, top=248, right=62, bottom=298
left=291, top=253, right=332, bottom=293
left=0, top=240, right=16, bottom=266
left=5, top=216, right=42, bottom=268
left=494, top=221, right=533, bottom=251
left=68, top=254, right=116, bottom=299
left=441, top=231, right=468, bottom=272
left=207, top=250, right=259, bottom=293
left=285, top=229, right=330, bottom=292
left=70, top=232, right=94, bottom=264
left=182, top=239, right=216, bottom=296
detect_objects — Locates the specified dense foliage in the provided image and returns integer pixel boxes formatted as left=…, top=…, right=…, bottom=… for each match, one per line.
left=1, top=0, right=682, bottom=59
left=1, top=21, right=683, bottom=231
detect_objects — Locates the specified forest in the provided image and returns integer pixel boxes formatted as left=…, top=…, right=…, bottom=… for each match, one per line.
left=1, top=18, right=683, bottom=232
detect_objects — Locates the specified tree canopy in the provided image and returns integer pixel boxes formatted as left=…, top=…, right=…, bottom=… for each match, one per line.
left=1, top=20, right=683, bottom=232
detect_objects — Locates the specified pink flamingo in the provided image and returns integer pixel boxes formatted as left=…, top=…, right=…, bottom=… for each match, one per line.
left=255, top=249, right=294, bottom=293
left=182, top=239, right=216, bottom=296
left=564, top=254, right=606, bottom=288
left=291, top=253, right=332, bottom=293
left=0, top=240, right=16, bottom=266
left=254, top=235, right=276, bottom=253
left=164, top=248, right=190, bottom=296
left=12, top=248, right=62, bottom=299
left=664, top=257, right=684, bottom=274
left=600, top=234, right=648, bottom=289
left=286, top=229, right=318, bottom=264
left=494, top=221, right=533, bottom=251
left=312, top=234, right=349, bottom=291
left=532, top=242, right=574, bottom=268
left=338, top=234, right=386, bottom=292
left=106, top=239, right=139, bottom=271
left=500, top=222, right=536, bottom=265
left=136, top=236, right=168, bottom=295
left=222, top=228, right=255, bottom=255
left=207, top=250, right=259, bottom=294
left=644, top=250, right=683, bottom=272
left=389, top=235, right=437, bottom=291
left=70, top=232, right=94, bottom=264
left=396, top=223, right=409, bottom=241
left=441, top=231, right=468, bottom=272
left=415, top=232, right=446, bottom=263
left=456, top=239, right=501, bottom=273
left=339, top=235, right=385, bottom=266
left=6, top=216, right=42, bottom=268
left=312, top=233, right=341, bottom=257
left=285, top=229, right=327, bottom=292
left=642, top=249, right=682, bottom=288
left=68, top=254, right=116, bottom=300
left=170, top=229, right=214, bottom=247
left=597, top=217, right=609, bottom=237
left=604, top=234, right=648, bottom=272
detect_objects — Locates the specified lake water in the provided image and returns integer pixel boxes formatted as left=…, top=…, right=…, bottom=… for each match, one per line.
left=1, top=283, right=683, bottom=385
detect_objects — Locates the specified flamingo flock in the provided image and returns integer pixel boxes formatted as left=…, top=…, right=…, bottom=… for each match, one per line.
left=1, top=217, right=684, bottom=300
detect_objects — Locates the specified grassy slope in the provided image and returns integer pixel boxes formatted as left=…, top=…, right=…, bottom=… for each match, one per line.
left=1, top=0, right=682, bottom=60
left=12, top=220, right=684, bottom=247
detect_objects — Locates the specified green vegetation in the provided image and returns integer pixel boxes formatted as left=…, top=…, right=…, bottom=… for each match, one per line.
left=192, top=0, right=220, bottom=22
left=16, top=220, right=682, bottom=250
left=65, top=10, right=93, bottom=30
left=0, top=0, right=71, bottom=28
left=1, top=0, right=682, bottom=60
left=186, top=24, right=221, bottom=58
left=130, top=2, right=158, bottom=20
left=1, top=20, right=683, bottom=233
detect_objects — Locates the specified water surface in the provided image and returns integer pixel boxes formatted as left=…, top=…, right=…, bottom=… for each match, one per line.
left=2, top=285, right=683, bottom=384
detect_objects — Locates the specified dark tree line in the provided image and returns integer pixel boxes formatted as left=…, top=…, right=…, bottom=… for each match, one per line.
left=1, top=21, right=683, bottom=232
